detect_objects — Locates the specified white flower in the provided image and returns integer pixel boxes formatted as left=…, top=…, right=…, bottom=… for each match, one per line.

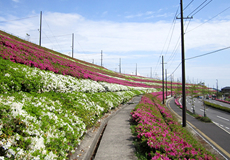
left=11, top=102, right=25, bottom=117
left=44, top=151, right=57, bottom=160
left=29, top=136, right=45, bottom=152
left=7, top=149, right=15, bottom=156
left=4, top=73, right=10, bottom=77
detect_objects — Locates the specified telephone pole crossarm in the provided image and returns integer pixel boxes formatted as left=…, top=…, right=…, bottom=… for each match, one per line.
left=176, top=16, right=193, bottom=20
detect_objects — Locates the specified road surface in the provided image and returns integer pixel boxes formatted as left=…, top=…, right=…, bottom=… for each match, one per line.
left=185, top=97, right=230, bottom=134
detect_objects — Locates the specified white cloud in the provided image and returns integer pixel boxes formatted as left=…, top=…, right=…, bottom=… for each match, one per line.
left=12, top=0, right=20, bottom=2
left=1, top=12, right=229, bottom=57
left=0, top=11, right=230, bottom=87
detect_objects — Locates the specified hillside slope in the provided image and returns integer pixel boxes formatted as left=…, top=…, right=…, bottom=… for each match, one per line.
left=0, top=31, right=160, bottom=159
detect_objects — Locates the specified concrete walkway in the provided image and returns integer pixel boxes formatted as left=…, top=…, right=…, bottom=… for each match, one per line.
left=94, top=95, right=142, bottom=160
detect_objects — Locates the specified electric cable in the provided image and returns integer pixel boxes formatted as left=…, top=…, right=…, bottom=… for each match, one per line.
left=43, top=17, right=64, bottom=53
left=177, top=0, right=195, bottom=17
left=41, top=30, right=56, bottom=50
left=184, top=0, right=195, bottom=11
left=185, top=46, right=230, bottom=60
left=188, top=0, right=208, bottom=16
left=0, top=15, right=37, bottom=23
left=191, top=0, right=212, bottom=17
left=164, top=12, right=178, bottom=58
left=168, top=46, right=230, bottom=77
left=154, top=7, right=179, bottom=77
left=186, top=5, right=230, bottom=34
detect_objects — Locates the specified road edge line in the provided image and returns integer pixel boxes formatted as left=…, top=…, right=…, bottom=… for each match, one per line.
left=166, top=98, right=230, bottom=159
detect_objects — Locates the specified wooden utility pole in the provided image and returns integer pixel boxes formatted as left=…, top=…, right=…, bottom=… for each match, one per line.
left=162, top=56, right=164, bottom=104
left=166, top=69, right=167, bottom=99
left=177, top=0, right=192, bottom=127
left=171, top=75, right=173, bottom=97
left=39, top=11, right=42, bottom=46
left=180, top=0, right=187, bottom=127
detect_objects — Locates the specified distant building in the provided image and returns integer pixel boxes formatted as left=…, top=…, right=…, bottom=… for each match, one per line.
left=221, top=86, right=230, bottom=97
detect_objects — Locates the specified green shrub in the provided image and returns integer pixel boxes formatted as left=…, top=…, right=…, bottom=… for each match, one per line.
left=204, top=101, right=230, bottom=113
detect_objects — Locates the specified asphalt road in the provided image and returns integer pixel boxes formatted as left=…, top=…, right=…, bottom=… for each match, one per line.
left=168, top=98, right=230, bottom=159
left=185, top=97, right=230, bottom=134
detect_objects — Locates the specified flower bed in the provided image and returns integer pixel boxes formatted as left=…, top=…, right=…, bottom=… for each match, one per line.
left=216, top=99, right=230, bottom=104
left=0, top=56, right=157, bottom=159
left=175, top=97, right=183, bottom=109
left=0, top=57, right=156, bottom=94
left=131, top=92, right=217, bottom=159
left=0, top=32, right=165, bottom=89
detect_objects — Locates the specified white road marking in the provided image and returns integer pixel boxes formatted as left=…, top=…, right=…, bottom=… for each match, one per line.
left=226, top=127, right=229, bottom=130
left=217, top=115, right=229, bottom=121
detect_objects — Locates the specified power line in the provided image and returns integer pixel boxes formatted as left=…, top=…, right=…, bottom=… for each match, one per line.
left=188, top=0, right=208, bottom=16
left=43, top=17, right=64, bottom=53
left=168, top=46, right=230, bottom=76
left=164, top=10, right=178, bottom=58
left=41, top=30, right=56, bottom=50
left=184, top=0, right=194, bottom=11
left=191, top=0, right=213, bottom=16
left=169, top=62, right=181, bottom=78
left=185, top=46, right=230, bottom=60
left=154, top=7, right=179, bottom=76
left=0, top=15, right=38, bottom=23
left=186, top=5, right=230, bottom=34
left=176, top=0, right=194, bottom=17
left=162, top=7, right=179, bottom=58
left=166, top=37, right=180, bottom=68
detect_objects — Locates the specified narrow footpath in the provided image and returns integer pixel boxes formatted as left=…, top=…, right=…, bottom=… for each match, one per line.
left=167, top=97, right=230, bottom=160
left=93, top=95, right=142, bottom=160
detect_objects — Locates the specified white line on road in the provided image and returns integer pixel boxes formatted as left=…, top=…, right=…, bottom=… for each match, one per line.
left=226, top=127, right=229, bottom=130
left=217, top=115, right=229, bottom=121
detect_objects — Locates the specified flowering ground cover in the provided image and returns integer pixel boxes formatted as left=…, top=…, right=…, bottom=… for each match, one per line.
left=0, top=56, right=157, bottom=159
left=0, top=31, right=166, bottom=89
left=131, top=92, right=217, bottom=159
left=0, top=30, right=215, bottom=159
left=216, top=99, right=230, bottom=104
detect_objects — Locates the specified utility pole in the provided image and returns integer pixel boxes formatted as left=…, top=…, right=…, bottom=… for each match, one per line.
left=136, top=63, right=137, bottom=76
left=165, top=69, right=167, bottom=99
left=101, top=50, right=103, bottom=67
left=72, top=33, right=74, bottom=58
left=39, top=11, right=42, bottom=46
left=171, top=75, right=173, bottom=97
left=162, top=56, right=165, bottom=104
left=216, top=79, right=218, bottom=99
left=119, top=58, right=121, bottom=73
left=177, top=0, right=192, bottom=127
left=150, top=67, right=152, bottom=78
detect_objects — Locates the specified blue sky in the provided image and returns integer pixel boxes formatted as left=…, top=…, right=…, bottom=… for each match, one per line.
left=0, top=0, right=230, bottom=89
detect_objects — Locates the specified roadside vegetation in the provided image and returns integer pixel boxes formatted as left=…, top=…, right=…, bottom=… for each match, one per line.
left=0, top=30, right=217, bottom=159
left=130, top=92, right=217, bottom=159
left=204, top=101, right=230, bottom=113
